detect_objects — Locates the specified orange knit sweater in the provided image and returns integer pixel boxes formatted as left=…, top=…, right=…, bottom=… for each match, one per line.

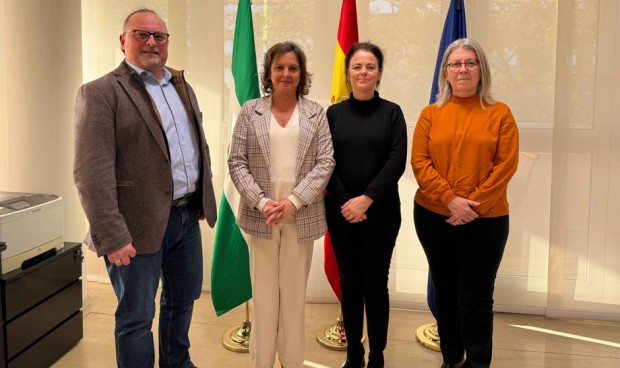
left=411, top=94, right=519, bottom=218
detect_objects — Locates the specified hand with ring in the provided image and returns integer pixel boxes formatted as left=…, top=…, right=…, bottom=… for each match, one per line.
left=446, top=197, right=480, bottom=227
left=448, top=218, right=463, bottom=226
left=106, top=243, right=137, bottom=267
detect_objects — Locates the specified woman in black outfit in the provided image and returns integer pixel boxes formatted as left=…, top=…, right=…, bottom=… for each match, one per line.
left=325, top=42, right=407, bottom=368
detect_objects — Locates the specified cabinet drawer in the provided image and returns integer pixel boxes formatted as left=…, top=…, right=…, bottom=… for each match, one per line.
left=7, top=280, right=81, bottom=358
left=4, top=247, right=81, bottom=320
left=9, top=310, right=83, bottom=368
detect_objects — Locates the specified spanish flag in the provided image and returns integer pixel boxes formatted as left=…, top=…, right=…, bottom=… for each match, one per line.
left=325, top=0, right=358, bottom=300
left=330, top=0, right=358, bottom=104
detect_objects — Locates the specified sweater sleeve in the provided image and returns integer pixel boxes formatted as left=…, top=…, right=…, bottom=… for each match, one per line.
left=411, top=106, right=457, bottom=206
left=468, top=107, right=519, bottom=215
left=363, top=105, right=408, bottom=201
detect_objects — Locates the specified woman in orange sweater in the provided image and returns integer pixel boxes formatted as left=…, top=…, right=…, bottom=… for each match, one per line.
left=412, top=38, right=519, bottom=368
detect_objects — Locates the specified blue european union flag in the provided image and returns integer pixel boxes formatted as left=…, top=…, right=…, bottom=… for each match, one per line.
left=429, top=0, right=467, bottom=104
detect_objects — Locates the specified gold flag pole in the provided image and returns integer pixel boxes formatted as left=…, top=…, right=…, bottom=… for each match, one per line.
left=222, top=300, right=251, bottom=353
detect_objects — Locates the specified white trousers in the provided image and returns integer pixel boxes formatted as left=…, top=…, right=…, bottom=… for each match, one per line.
left=248, top=223, right=313, bottom=368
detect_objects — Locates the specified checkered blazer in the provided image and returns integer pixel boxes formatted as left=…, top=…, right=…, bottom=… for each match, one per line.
left=228, top=96, right=335, bottom=243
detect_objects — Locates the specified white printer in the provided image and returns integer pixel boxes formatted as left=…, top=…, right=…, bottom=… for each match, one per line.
left=0, top=192, right=63, bottom=274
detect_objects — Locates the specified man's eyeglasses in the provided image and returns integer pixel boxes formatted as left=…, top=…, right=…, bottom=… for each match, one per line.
left=446, top=60, right=479, bottom=70
left=125, top=29, right=170, bottom=44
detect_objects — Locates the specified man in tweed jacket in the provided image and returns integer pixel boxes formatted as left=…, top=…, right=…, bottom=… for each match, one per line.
left=73, top=9, right=215, bottom=368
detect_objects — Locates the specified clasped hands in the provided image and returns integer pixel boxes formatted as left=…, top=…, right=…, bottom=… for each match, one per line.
left=341, top=195, right=373, bottom=223
left=446, top=197, right=480, bottom=226
left=262, top=199, right=296, bottom=226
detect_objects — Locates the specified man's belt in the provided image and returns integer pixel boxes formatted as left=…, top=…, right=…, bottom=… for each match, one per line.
left=171, top=192, right=195, bottom=207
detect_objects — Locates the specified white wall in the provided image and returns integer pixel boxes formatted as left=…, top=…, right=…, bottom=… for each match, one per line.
left=0, top=0, right=85, bottom=249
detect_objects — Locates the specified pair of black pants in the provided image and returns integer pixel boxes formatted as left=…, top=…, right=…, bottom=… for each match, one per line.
left=328, top=211, right=401, bottom=355
left=414, top=203, right=508, bottom=368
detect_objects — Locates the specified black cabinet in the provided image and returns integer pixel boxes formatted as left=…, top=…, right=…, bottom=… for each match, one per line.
left=0, top=242, right=83, bottom=367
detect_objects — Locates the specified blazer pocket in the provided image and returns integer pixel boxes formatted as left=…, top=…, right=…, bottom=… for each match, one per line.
left=116, top=181, right=145, bottom=237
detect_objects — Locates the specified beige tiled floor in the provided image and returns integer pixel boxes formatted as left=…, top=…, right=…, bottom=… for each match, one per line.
left=52, top=282, right=620, bottom=367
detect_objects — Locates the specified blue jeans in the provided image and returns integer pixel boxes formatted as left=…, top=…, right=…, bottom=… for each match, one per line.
left=106, top=206, right=203, bottom=368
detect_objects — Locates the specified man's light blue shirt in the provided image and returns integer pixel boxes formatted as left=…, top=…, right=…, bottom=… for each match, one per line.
left=126, top=61, right=200, bottom=200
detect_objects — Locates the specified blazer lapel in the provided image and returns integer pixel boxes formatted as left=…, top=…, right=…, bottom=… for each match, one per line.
left=115, top=64, right=169, bottom=160
left=295, top=98, right=318, bottom=176
left=252, top=97, right=273, bottom=169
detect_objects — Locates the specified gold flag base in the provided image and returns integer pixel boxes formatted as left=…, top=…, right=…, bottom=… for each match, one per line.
left=222, top=301, right=252, bottom=353
left=415, top=323, right=441, bottom=352
left=222, top=320, right=251, bottom=353
left=316, top=311, right=365, bottom=351
left=316, top=319, right=347, bottom=351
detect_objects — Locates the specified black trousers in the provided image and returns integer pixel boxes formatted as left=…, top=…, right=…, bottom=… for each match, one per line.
left=414, top=203, right=508, bottom=368
left=327, top=210, right=401, bottom=355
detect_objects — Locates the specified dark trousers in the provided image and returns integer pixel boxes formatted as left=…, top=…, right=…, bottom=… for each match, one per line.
left=413, top=203, right=508, bottom=368
left=327, top=210, right=401, bottom=356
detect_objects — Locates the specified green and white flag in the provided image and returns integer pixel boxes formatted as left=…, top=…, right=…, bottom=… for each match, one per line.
left=210, top=0, right=260, bottom=317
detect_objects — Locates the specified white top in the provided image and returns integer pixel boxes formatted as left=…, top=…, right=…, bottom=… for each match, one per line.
left=267, top=105, right=300, bottom=223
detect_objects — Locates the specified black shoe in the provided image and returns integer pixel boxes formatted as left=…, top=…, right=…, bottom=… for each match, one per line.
left=440, top=357, right=465, bottom=368
left=367, top=351, right=384, bottom=368
left=340, top=355, right=365, bottom=368
left=341, top=347, right=366, bottom=368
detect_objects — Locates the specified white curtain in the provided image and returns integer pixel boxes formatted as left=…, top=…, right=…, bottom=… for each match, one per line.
left=2, top=0, right=617, bottom=320
left=546, top=0, right=620, bottom=320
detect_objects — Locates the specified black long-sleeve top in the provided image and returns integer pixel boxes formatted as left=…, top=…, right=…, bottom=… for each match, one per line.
left=325, top=91, right=408, bottom=223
